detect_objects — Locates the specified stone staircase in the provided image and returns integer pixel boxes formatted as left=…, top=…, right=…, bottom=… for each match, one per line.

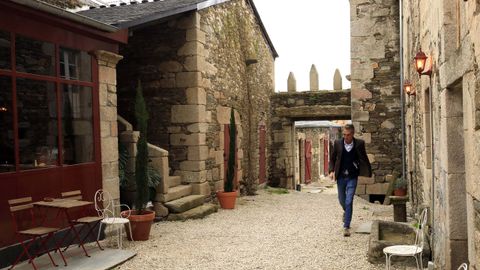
left=118, top=116, right=217, bottom=221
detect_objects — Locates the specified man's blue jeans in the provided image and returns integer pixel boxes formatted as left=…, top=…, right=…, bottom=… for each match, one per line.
left=337, top=176, right=358, bottom=228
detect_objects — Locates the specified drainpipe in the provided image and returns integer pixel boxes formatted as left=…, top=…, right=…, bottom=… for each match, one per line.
left=429, top=74, right=435, bottom=262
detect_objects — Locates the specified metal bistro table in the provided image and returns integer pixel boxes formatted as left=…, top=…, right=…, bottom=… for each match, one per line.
left=33, top=199, right=94, bottom=261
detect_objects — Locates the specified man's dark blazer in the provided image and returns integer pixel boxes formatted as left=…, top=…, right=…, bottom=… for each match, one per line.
left=329, top=138, right=372, bottom=179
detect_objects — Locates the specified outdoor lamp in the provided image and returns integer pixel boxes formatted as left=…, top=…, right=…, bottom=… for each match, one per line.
left=404, top=80, right=415, bottom=96
left=414, top=49, right=432, bottom=77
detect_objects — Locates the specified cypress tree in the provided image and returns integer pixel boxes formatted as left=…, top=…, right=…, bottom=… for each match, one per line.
left=225, top=108, right=236, bottom=192
left=134, top=80, right=149, bottom=212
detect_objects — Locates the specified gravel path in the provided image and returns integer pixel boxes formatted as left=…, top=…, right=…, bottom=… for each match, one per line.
left=114, top=186, right=412, bottom=270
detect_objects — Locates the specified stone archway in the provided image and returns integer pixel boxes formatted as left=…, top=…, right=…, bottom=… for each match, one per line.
left=269, top=90, right=351, bottom=188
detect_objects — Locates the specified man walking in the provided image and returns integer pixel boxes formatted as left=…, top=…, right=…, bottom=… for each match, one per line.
left=329, top=124, right=371, bottom=237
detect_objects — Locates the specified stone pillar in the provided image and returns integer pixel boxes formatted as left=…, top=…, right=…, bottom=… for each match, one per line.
left=287, top=72, right=296, bottom=92
left=310, top=64, right=319, bottom=91
left=333, top=68, right=342, bottom=90
left=93, top=50, right=123, bottom=204
left=171, top=12, right=210, bottom=197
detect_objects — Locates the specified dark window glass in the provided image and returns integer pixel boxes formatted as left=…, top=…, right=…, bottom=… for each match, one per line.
left=0, top=31, right=11, bottom=70
left=60, top=48, right=91, bottom=82
left=16, top=36, right=55, bottom=76
left=62, top=84, right=93, bottom=164
left=0, top=76, right=14, bottom=172
left=17, top=79, right=58, bottom=170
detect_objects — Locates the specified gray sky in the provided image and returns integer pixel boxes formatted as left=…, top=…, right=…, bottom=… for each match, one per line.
left=253, top=0, right=351, bottom=92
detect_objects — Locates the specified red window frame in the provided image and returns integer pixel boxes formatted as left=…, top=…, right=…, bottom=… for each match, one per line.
left=0, top=31, right=100, bottom=172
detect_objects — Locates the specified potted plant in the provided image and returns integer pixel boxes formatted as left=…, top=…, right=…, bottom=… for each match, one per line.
left=216, top=108, right=237, bottom=209
left=393, top=177, right=407, bottom=196
left=121, top=80, right=156, bottom=241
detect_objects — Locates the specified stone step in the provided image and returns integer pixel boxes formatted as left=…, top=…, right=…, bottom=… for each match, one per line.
left=155, top=184, right=192, bottom=203
left=167, top=204, right=218, bottom=221
left=164, top=194, right=205, bottom=213
left=167, top=176, right=182, bottom=188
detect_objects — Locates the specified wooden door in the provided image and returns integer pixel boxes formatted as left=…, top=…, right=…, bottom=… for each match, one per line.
left=305, top=140, right=312, bottom=184
left=258, top=125, right=266, bottom=184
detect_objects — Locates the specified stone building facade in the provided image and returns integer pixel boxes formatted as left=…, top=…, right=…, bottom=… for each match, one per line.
left=93, top=0, right=277, bottom=197
left=402, top=0, right=480, bottom=268
left=350, top=0, right=403, bottom=200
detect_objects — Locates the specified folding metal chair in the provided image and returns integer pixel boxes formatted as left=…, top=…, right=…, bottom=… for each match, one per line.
left=94, top=189, right=133, bottom=249
left=457, top=263, right=468, bottom=270
left=8, top=197, right=67, bottom=270
left=383, top=208, right=428, bottom=270
left=60, top=190, right=103, bottom=252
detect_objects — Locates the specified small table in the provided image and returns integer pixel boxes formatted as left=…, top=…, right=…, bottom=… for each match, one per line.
left=34, top=199, right=94, bottom=258
left=389, top=195, right=408, bottom=222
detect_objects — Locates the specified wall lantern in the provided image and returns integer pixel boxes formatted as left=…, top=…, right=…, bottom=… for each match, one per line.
left=404, top=80, right=415, bottom=96
left=414, top=48, right=432, bottom=77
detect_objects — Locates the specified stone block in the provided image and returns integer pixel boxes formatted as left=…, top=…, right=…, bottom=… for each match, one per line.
left=381, top=120, right=395, bottom=129
left=102, top=162, right=119, bottom=180
left=176, top=72, right=202, bottom=88
left=214, top=167, right=221, bottom=181
left=102, top=177, right=120, bottom=200
left=164, top=195, right=204, bottom=213
left=447, top=173, right=468, bottom=239
left=186, top=28, right=206, bottom=44
left=188, top=145, right=209, bottom=160
left=191, top=181, right=211, bottom=197
left=366, top=183, right=390, bottom=195
left=167, top=126, right=181, bottom=133
left=98, top=65, right=116, bottom=85
left=352, top=111, right=370, bottom=122
left=101, top=137, right=118, bottom=163
left=100, top=106, right=117, bottom=122
left=187, top=123, right=209, bottom=133
left=171, top=105, right=206, bottom=123
left=177, top=41, right=205, bottom=57
left=170, top=133, right=206, bottom=146
left=186, top=87, right=207, bottom=105
left=153, top=202, right=169, bottom=217
left=180, top=160, right=206, bottom=171
left=216, top=105, right=232, bottom=124
left=356, top=184, right=366, bottom=195
left=215, top=151, right=224, bottom=165
left=206, top=111, right=212, bottom=123
left=358, top=176, right=375, bottom=185
left=214, top=180, right=224, bottom=192
left=176, top=170, right=207, bottom=183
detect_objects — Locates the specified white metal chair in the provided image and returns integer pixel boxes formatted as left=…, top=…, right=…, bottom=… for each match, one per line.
left=94, top=189, right=133, bottom=248
left=457, top=263, right=468, bottom=270
left=383, top=208, right=428, bottom=270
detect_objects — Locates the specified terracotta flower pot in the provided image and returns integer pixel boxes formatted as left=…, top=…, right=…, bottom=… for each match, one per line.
left=393, top=188, right=407, bottom=196
left=217, top=191, right=237, bottom=209
left=121, top=209, right=155, bottom=241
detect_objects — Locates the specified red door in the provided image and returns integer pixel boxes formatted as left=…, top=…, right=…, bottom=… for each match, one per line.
left=324, top=134, right=330, bottom=175
left=258, top=125, right=266, bottom=184
left=305, top=140, right=312, bottom=184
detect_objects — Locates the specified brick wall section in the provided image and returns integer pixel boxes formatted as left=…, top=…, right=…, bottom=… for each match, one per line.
left=270, top=90, right=350, bottom=188
left=94, top=50, right=123, bottom=204
left=350, top=0, right=402, bottom=196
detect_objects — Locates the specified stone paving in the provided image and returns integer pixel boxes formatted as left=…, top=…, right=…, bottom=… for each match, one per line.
left=113, top=181, right=419, bottom=270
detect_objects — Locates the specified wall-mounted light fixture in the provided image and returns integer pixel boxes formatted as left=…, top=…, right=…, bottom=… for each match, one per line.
left=414, top=48, right=432, bottom=77
left=404, top=80, right=415, bottom=96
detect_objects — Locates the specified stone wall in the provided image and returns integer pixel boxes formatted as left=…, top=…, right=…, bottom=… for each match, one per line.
left=116, top=0, right=274, bottom=197
left=350, top=0, right=402, bottom=198
left=403, top=0, right=480, bottom=268
left=270, top=91, right=351, bottom=188
left=200, top=0, right=274, bottom=195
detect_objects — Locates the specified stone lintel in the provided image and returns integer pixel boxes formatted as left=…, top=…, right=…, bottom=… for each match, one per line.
left=275, top=105, right=351, bottom=119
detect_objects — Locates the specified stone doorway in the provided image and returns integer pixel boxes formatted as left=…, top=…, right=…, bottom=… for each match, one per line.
left=443, top=79, right=468, bottom=267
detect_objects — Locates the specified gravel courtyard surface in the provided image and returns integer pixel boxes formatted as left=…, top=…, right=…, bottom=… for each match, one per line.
left=115, top=187, right=408, bottom=270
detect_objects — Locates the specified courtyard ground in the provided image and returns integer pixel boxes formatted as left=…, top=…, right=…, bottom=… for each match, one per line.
left=113, top=182, right=419, bottom=270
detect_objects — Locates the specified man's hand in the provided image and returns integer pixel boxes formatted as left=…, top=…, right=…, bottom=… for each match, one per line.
left=329, top=172, right=335, bottom=181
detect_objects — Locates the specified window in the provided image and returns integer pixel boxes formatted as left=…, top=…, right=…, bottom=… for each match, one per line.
left=0, top=76, right=14, bottom=172
left=62, top=84, right=94, bottom=164
left=0, top=31, right=10, bottom=70
left=0, top=33, right=96, bottom=173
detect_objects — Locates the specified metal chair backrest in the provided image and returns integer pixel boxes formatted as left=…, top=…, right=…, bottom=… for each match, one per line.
left=457, top=263, right=468, bottom=270
left=414, top=208, right=428, bottom=252
left=61, top=190, right=83, bottom=200
left=8, top=197, right=35, bottom=232
left=94, top=189, right=115, bottom=219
